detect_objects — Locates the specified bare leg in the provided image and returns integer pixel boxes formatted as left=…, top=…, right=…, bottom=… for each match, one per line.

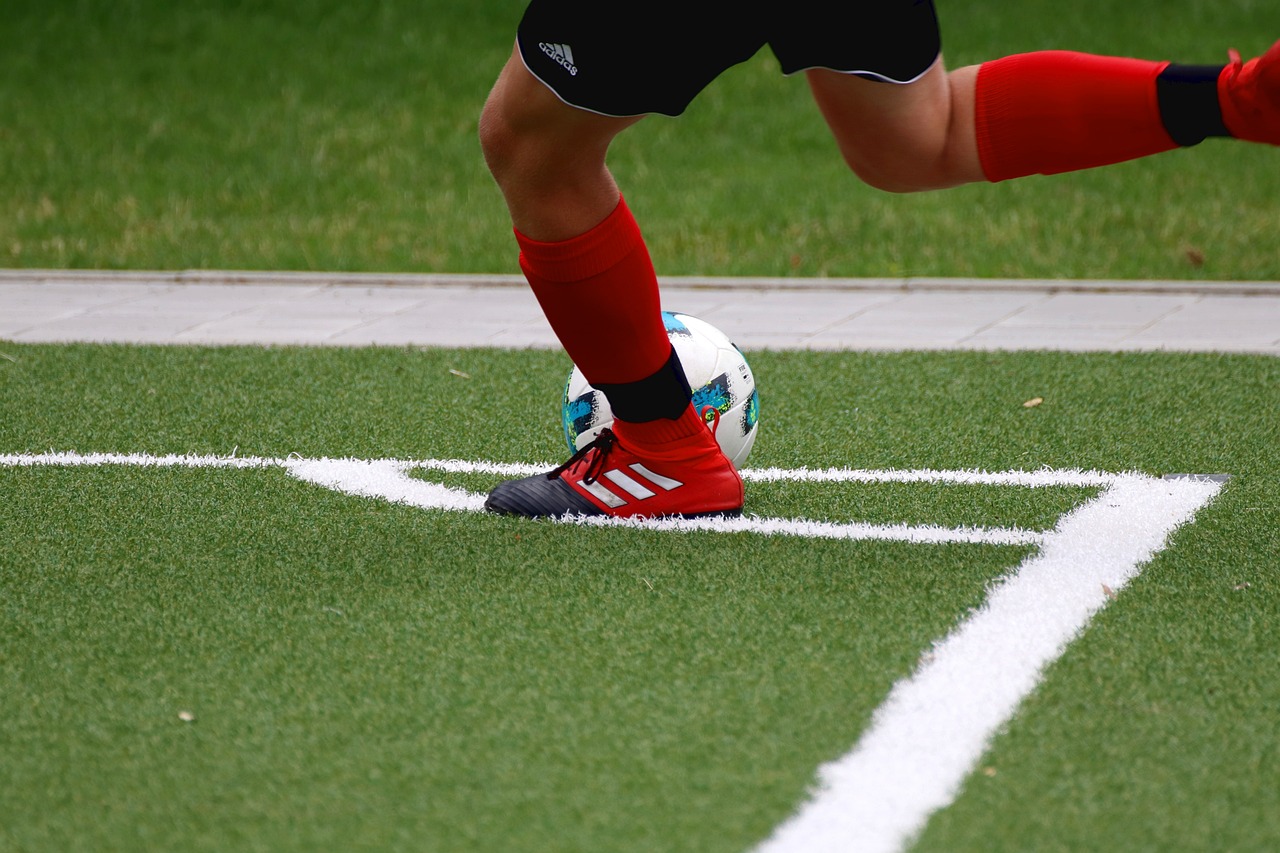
left=810, top=43, right=1280, bottom=190
left=805, top=60, right=984, bottom=193
left=479, top=46, right=642, bottom=240
left=478, top=47, right=743, bottom=521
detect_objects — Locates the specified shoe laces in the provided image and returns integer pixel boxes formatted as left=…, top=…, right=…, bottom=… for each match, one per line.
left=699, top=405, right=722, bottom=436
left=548, top=428, right=616, bottom=485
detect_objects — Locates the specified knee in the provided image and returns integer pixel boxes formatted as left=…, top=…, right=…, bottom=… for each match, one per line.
left=478, top=83, right=600, bottom=195
left=832, top=114, right=985, bottom=192
left=837, top=142, right=944, bottom=194
left=478, top=92, right=523, bottom=186
left=478, top=65, right=563, bottom=190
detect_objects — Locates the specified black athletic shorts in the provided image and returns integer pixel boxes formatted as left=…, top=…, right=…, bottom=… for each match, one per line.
left=516, top=1, right=942, bottom=117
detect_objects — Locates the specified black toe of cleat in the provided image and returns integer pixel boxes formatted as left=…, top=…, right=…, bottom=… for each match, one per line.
left=484, top=473, right=603, bottom=519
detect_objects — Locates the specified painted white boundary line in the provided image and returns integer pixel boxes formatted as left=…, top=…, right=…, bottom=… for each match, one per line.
left=0, top=452, right=1050, bottom=546
left=1, top=452, right=1225, bottom=852
left=755, top=472, right=1223, bottom=853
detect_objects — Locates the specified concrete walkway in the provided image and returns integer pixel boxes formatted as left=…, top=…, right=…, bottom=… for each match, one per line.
left=2, top=269, right=1278, bottom=354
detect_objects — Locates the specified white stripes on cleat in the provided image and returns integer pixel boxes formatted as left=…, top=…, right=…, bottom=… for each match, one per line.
left=577, top=464, right=684, bottom=509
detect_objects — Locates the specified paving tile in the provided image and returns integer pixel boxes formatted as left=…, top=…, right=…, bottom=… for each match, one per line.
left=0, top=308, right=87, bottom=334
left=696, top=292, right=904, bottom=339
left=0, top=281, right=167, bottom=303
left=7, top=313, right=207, bottom=343
left=655, top=292, right=735, bottom=317
left=1126, top=296, right=1280, bottom=347
left=963, top=326, right=1147, bottom=351
left=174, top=315, right=367, bottom=344
left=998, top=292, right=1194, bottom=328
left=1122, top=332, right=1277, bottom=351
left=483, top=328, right=564, bottom=348
left=821, top=292, right=1046, bottom=341
left=796, top=336, right=975, bottom=351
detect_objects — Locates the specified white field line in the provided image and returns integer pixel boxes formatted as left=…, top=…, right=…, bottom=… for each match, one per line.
left=0, top=451, right=286, bottom=470
left=0, top=452, right=1070, bottom=546
left=0, top=451, right=1115, bottom=488
left=285, top=458, right=1045, bottom=547
left=740, top=465, right=1119, bottom=489
left=1, top=451, right=1225, bottom=851
left=755, top=473, right=1224, bottom=853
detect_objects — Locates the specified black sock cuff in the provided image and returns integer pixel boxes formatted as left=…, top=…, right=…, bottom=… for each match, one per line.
left=594, top=346, right=692, bottom=422
left=1157, top=64, right=1230, bottom=146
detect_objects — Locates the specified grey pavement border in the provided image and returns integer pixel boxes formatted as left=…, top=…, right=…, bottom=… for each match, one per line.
left=5, top=267, right=1280, bottom=296
left=1, top=269, right=1278, bottom=355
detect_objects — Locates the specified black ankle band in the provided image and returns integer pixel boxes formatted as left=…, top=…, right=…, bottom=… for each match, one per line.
left=1157, top=64, right=1230, bottom=146
left=594, top=346, right=692, bottom=423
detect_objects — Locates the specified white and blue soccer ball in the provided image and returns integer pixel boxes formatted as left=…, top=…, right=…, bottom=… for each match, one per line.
left=561, top=311, right=760, bottom=468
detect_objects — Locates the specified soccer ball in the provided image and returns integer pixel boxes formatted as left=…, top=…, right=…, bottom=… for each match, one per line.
left=561, top=311, right=760, bottom=468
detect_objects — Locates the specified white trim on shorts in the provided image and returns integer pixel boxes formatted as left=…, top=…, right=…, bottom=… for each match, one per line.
left=782, top=54, right=942, bottom=84
left=516, top=40, right=651, bottom=119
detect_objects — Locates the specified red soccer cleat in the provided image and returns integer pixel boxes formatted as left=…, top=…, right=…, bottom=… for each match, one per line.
left=485, top=412, right=744, bottom=520
left=1218, top=39, right=1280, bottom=145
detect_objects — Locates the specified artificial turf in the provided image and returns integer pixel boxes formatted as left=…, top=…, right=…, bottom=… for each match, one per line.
left=2, top=342, right=1278, bottom=851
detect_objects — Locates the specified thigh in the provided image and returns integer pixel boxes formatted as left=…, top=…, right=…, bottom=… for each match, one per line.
left=767, top=0, right=942, bottom=82
left=516, top=0, right=768, bottom=117
left=480, top=48, right=646, bottom=239
left=806, top=60, right=984, bottom=190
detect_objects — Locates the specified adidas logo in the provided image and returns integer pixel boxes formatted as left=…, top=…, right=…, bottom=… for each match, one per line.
left=539, top=42, right=578, bottom=77
left=577, top=463, right=682, bottom=510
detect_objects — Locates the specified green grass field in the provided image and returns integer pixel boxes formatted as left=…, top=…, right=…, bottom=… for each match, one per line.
left=2, top=344, right=1279, bottom=851
left=2, top=0, right=1278, bottom=278
left=4, top=0, right=1280, bottom=849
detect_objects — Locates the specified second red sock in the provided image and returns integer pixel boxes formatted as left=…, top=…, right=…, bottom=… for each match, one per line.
left=975, top=51, right=1178, bottom=182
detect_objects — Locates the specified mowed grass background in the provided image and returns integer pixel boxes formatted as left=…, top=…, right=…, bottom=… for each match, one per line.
left=3, top=344, right=1280, bottom=852
left=4, top=0, right=1280, bottom=851
left=0, top=0, right=1278, bottom=278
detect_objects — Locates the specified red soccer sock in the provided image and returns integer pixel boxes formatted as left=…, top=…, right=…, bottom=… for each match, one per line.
left=975, top=51, right=1179, bottom=182
left=515, top=196, right=671, bottom=386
